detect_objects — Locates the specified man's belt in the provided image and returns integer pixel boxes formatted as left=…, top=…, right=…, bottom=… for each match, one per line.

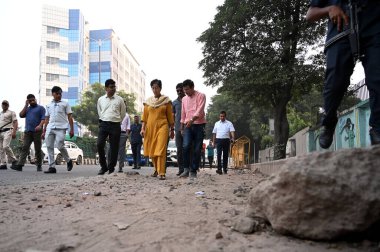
left=121, top=131, right=127, bottom=133
left=0, top=128, right=11, bottom=133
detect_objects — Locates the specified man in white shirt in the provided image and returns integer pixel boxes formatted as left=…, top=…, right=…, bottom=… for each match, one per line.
left=97, top=79, right=126, bottom=175
left=42, top=86, right=74, bottom=174
left=212, top=111, right=235, bottom=175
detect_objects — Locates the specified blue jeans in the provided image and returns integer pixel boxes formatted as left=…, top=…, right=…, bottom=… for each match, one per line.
left=183, top=124, right=205, bottom=173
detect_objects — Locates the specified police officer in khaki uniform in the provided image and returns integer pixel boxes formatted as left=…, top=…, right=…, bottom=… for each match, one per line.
left=0, top=100, right=18, bottom=169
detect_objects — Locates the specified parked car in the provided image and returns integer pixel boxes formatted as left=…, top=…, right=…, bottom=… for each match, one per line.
left=29, top=141, right=84, bottom=165
left=166, top=140, right=178, bottom=167
left=125, top=148, right=150, bottom=167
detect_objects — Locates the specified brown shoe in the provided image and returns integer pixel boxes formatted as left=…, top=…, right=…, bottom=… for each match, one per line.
left=151, top=171, right=158, bottom=177
left=158, top=175, right=166, bottom=180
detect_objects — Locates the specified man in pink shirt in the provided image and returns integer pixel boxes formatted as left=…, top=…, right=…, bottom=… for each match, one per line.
left=179, top=79, right=206, bottom=179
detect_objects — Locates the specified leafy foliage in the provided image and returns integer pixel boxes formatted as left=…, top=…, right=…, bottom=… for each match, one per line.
left=72, top=83, right=136, bottom=136
left=198, top=0, right=326, bottom=159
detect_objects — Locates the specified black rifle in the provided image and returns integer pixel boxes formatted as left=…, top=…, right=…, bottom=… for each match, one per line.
left=324, top=0, right=364, bottom=62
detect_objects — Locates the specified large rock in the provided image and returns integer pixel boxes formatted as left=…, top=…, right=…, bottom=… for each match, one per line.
left=246, top=145, right=380, bottom=240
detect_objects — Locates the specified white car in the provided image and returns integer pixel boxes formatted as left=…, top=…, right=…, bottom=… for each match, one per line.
left=166, top=140, right=178, bottom=167
left=29, top=141, right=84, bottom=165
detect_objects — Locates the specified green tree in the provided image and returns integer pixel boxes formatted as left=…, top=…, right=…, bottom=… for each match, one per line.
left=198, top=0, right=326, bottom=159
left=72, top=83, right=136, bottom=136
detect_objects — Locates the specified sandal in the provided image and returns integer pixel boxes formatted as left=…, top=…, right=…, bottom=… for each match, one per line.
left=151, top=171, right=158, bottom=177
left=158, top=175, right=166, bottom=180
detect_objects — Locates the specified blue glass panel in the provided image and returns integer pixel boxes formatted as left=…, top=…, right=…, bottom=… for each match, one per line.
left=68, top=65, right=78, bottom=77
left=59, top=29, right=69, bottom=38
left=69, top=10, right=80, bottom=30
left=90, top=29, right=112, bottom=40
left=68, top=30, right=79, bottom=42
left=89, top=62, right=111, bottom=73
left=67, top=87, right=78, bottom=99
left=68, top=53, right=79, bottom=64
left=89, top=40, right=111, bottom=52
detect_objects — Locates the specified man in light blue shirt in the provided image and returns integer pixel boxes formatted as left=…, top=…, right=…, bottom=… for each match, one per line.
left=212, top=111, right=235, bottom=175
left=42, top=86, right=74, bottom=174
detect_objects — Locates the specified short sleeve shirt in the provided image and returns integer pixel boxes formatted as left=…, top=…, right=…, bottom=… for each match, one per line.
left=212, top=120, right=235, bottom=139
left=25, top=105, right=46, bottom=132
left=0, top=110, right=17, bottom=129
left=45, top=100, right=72, bottom=130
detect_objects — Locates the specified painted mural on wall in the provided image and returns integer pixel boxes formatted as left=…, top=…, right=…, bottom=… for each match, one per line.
left=339, top=117, right=355, bottom=148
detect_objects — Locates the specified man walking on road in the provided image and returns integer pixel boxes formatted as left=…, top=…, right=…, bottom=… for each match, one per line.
left=179, top=79, right=206, bottom=179
left=172, top=83, right=185, bottom=175
left=97, top=79, right=126, bottom=175
left=130, top=115, right=143, bottom=169
left=117, top=106, right=130, bottom=173
left=11, top=94, right=45, bottom=172
left=212, top=111, right=235, bottom=175
left=0, top=100, right=18, bottom=170
left=42, top=86, right=74, bottom=174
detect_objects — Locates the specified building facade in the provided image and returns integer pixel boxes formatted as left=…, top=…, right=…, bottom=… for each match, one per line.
left=40, top=5, right=145, bottom=113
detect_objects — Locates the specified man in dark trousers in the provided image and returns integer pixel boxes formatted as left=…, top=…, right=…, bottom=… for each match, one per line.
left=212, top=111, right=235, bottom=174
left=130, top=115, right=143, bottom=169
left=97, top=79, right=126, bottom=175
left=11, top=94, right=45, bottom=172
left=172, top=83, right=185, bottom=175
left=306, top=0, right=380, bottom=148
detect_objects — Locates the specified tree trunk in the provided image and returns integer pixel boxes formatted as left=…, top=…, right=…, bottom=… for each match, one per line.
left=273, top=99, right=290, bottom=160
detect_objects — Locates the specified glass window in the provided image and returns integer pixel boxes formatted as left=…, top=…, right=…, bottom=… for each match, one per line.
left=46, top=56, right=59, bottom=65
left=46, top=73, right=59, bottom=81
left=47, top=41, right=60, bottom=49
left=46, top=88, right=52, bottom=96
left=47, top=26, right=60, bottom=34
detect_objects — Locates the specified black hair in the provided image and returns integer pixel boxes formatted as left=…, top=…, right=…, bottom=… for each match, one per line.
left=150, top=79, right=162, bottom=89
left=105, top=79, right=116, bottom=87
left=182, top=79, right=194, bottom=88
left=51, top=86, right=62, bottom=94
left=26, top=94, right=35, bottom=99
left=220, top=111, right=227, bottom=116
left=176, top=83, right=183, bottom=89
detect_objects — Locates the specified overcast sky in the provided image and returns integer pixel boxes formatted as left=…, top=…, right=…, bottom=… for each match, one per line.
left=0, top=0, right=364, bottom=128
left=0, top=0, right=224, bottom=127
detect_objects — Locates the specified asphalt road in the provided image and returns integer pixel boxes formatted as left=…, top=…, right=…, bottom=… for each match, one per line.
left=0, top=164, right=158, bottom=186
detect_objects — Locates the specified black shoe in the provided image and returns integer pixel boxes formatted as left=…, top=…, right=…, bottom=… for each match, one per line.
left=223, top=170, right=228, bottom=174
left=176, top=170, right=184, bottom=176
left=179, top=169, right=189, bottom=178
left=44, top=167, right=57, bottom=174
left=136, top=166, right=141, bottom=169
left=0, top=164, right=8, bottom=170
left=216, top=169, right=223, bottom=175
left=67, top=160, right=73, bottom=171
left=118, top=168, right=123, bottom=173
left=108, top=168, right=115, bottom=174
left=37, top=165, right=42, bottom=172
left=11, top=164, right=23, bottom=171
left=132, top=166, right=138, bottom=170
left=319, top=125, right=336, bottom=149
left=369, top=128, right=380, bottom=145
left=98, top=169, right=108, bottom=175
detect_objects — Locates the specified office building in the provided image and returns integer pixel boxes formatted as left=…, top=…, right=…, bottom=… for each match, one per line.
left=40, top=5, right=145, bottom=113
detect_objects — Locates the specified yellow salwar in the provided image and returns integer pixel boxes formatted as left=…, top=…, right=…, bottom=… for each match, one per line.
left=142, top=99, right=174, bottom=176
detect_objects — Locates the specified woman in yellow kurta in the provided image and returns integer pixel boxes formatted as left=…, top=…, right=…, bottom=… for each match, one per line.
left=141, top=79, right=174, bottom=180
